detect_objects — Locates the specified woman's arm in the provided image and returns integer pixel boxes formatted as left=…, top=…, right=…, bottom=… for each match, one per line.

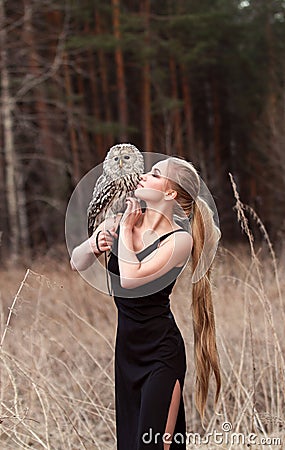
left=70, top=216, right=119, bottom=271
left=70, top=234, right=100, bottom=271
left=119, top=226, right=192, bottom=288
left=118, top=199, right=192, bottom=289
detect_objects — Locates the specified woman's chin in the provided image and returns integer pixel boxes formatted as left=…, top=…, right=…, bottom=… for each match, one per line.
left=134, top=187, right=144, bottom=198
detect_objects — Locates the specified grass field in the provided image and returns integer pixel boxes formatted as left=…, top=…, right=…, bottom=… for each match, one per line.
left=1, top=197, right=285, bottom=449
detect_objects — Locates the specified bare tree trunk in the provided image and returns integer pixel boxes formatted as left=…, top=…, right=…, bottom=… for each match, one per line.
left=212, top=78, right=221, bottom=174
left=95, top=10, right=113, bottom=149
left=0, top=0, right=19, bottom=259
left=86, top=18, right=104, bottom=161
left=262, top=3, right=284, bottom=230
left=141, top=0, right=152, bottom=152
left=17, top=171, right=30, bottom=253
left=76, top=50, right=92, bottom=168
left=87, top=50, right=105, bottom=161
left=23, top=0, right=54, bottom=159
left=180, top=64, right=195, bottom=159
left=0, top=93, right=6, bottom=246
left=112, top=0, right=128, bottom=141
left=265, top=4, right=277, bottom=138
left=169, top=57, right=183, bottom=156
left=63, top=52, right=81, bottom=185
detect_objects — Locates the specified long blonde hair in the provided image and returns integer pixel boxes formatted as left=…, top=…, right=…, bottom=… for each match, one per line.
left=167, top=157, right=221, bottom=421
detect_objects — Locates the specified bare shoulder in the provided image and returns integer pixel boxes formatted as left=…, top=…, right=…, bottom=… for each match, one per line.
left=172, top=230, right=192, bottom=266
left=159, top=228, right=192, bottom=256
left=175, top=228, right=192, bottom=239
left=173, top=229, right=193, bottom=250
left=161, top=228, right=192, bottom=246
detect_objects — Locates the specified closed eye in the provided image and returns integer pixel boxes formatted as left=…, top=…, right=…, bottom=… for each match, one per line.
left=151, top=168, right=160, bottom=177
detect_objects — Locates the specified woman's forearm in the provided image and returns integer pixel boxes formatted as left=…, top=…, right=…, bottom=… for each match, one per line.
left=71, top=216, right=119, bottom=271
left=70, top=235, right=101, bottom=271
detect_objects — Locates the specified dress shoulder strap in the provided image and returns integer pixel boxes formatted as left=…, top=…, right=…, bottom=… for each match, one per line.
left=136, top=228, right=186, bottom=261
left=158, top=228, right=186, bottom=244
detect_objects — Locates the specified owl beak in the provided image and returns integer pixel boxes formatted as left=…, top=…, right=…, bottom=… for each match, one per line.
left=119, top=158, right=123, bottom=169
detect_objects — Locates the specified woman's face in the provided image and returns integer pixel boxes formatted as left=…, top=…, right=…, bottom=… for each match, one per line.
left=135, top=160, right=171, bottom=203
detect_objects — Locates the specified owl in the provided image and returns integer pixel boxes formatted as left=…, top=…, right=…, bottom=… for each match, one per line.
left=87, top=143, right=145, bottom=237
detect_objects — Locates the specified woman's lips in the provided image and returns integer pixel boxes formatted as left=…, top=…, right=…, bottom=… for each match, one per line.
left=137, top=182, right=143, bottom=188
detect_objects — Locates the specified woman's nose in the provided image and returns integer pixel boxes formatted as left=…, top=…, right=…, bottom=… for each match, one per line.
left=140, top=174, right=146, bottom=180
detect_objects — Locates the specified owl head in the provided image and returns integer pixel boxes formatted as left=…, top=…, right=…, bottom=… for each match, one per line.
left=103, top=143, right=144, bottom=178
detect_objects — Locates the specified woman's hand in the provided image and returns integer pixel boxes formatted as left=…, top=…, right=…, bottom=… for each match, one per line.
left=90, top=226, right=118, bottom=254
left=121, top=197, right=142, bottom=230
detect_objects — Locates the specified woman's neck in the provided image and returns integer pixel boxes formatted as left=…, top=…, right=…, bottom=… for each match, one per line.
left=136, top=204, right=175, bottom=235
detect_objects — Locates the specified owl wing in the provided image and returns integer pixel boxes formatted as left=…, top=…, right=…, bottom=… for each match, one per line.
left=87, top=178, right=118, bottom=237
left=87, top=172, right=142, bottom=237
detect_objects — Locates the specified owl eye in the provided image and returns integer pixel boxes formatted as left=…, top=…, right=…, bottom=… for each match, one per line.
left=123, top=155, right=130, bottom=160
left=114, top=157, right=119, bottom=161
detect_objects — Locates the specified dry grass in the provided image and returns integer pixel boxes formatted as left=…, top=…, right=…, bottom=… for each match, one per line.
left=0, top=184, right=285, bottom=449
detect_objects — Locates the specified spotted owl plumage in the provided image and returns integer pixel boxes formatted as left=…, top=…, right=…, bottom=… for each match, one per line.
left=87, top=143, right=144, bottom=237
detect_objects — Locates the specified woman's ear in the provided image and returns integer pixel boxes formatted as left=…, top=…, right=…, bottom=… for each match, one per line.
left=164, top=189, right=177, bottom=200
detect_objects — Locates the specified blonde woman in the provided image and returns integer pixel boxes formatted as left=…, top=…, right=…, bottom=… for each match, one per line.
left=71, top=156, right=221, bottom=450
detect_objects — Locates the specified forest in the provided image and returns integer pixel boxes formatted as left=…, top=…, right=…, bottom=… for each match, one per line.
left=1, top=0, right=285, bottom=261
left=1, top=2, right=285, bottom=448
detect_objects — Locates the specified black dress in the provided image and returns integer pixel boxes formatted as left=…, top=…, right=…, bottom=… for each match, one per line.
left=108, top=226, right=187, bottom=450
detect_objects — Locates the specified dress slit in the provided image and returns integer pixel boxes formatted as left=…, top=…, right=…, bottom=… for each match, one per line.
left=135, top=371, right=186, bottom=450
left=164, top=379, right=182, bottom=447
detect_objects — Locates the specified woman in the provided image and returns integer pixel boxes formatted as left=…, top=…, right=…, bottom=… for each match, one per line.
left=71, top=156, right=221, bottom=450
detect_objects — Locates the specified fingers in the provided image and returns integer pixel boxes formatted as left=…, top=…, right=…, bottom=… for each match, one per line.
left=125, top=197, right=142, bottom=215
left=122, top=197, right=142, bottom=229
left=95, top=228, right=117, bottom=252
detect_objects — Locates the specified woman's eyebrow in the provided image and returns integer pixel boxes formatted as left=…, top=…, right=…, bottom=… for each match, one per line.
left=153, top=167, right=161, bottom=173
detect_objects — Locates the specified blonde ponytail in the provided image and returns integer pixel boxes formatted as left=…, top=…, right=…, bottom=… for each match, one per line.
left=166, top=156, right=221, bottom=421
left=191, top=200, right=221, bottom=421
